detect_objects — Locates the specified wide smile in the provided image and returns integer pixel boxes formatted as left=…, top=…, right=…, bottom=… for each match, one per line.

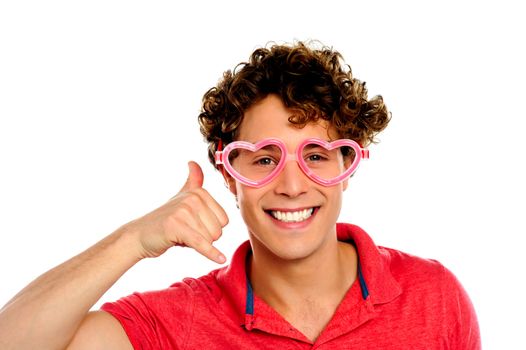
left=264, top=206, right=320, bottom=226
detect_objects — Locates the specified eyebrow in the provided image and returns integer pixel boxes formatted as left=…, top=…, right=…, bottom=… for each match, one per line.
left=258, top=145, right=281, bottom=152
left=303, top=144, right=329, bottom=150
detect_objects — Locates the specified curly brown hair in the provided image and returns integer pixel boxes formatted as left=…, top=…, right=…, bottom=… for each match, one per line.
left=198, top=41, right=391, bottom=170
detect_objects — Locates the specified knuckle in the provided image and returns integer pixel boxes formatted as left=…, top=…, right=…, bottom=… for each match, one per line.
left=175, top=202, right=193, bottom=217
left=164, top=205, right=194, bottom=229
left=190, top=234, right=211, bottom=251
left=185, top=191, right=205, bottom=207
left=220, top=213, right=229, bottom=226
left=192, top=187, right=207, bottom=197
left=211, top=228, right=222, bottom=241
left=182, top=233, right=197, bottom=247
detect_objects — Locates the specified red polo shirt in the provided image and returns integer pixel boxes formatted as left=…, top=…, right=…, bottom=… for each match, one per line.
left=101, top=223, right=481, bottom=349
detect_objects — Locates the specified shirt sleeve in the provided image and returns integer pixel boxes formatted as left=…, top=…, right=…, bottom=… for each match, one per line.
left=101, top=281, right=196, bottom=350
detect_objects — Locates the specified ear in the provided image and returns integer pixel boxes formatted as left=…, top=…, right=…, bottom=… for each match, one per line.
left=220, top=165, right=237, bottom=195
left=342, top=178, right=349, bottom=192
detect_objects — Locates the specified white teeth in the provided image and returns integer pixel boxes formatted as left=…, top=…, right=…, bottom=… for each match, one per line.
left=270, top=208, right=314, bottom=223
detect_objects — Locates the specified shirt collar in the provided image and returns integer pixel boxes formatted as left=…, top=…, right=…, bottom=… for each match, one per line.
left=215, top=223, right=402, bottom=327
left=336, top=223, right=402, bottom=305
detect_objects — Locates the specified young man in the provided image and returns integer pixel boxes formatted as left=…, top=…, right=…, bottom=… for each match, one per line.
left=0, top=42, right=480, bottom=349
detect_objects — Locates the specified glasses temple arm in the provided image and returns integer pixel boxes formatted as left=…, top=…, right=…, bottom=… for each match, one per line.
left=215, top=151, right=224, bottom=165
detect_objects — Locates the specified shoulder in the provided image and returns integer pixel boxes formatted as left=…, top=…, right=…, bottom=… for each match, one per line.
left=378, top=246, right=481, bottom=347
left=103, top=267, right=224, bottom=316
left=378, top=246, right=451, bottom=285
left=378, top=245, right=472, bottom=303
left=99, top=268, right=226, bottom=349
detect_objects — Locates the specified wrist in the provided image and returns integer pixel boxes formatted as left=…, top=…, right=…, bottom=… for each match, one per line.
left=109, top=223, right=145, bottom=265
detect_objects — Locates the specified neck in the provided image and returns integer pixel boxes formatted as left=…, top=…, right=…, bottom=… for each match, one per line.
left=248, top=235, right=358, bottom=311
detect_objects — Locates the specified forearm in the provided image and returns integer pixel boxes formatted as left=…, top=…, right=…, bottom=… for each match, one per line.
left=0, top=226, right=140, bottom=350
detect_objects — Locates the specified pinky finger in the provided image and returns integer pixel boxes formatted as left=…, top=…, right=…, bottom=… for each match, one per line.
left=179, top=225, right=226, bottom=264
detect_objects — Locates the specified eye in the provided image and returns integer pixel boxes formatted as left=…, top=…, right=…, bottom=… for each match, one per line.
left=255, top=157, right=276, bottom=166
left=306, top=153, right=328, bottom=162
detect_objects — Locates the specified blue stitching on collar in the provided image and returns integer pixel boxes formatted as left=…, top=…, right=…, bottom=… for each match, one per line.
left=357, top=260, right=369, bottom=300
left=245, top=277, right=254, bottom=315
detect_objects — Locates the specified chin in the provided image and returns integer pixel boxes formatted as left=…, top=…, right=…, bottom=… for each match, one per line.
left=249, top=227, right=329, bottom=262
left=273, top=246, right=318, bottom=261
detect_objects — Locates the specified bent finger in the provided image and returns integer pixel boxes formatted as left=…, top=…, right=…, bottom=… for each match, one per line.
left=195, top=188, right=229, bottom=227
left=197, top=207, right=223, bottom=241
left=178, top=224, right=226, bottom=264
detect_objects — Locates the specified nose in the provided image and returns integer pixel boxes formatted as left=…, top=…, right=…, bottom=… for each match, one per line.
left=273, top=159, right=310, bottom=197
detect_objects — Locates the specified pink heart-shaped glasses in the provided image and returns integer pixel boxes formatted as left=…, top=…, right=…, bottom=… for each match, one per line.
left=215, top=138, right=368, bottom=188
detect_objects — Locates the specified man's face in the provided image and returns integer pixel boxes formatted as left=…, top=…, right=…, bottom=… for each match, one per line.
left=226, top=94, right=348, bottom=261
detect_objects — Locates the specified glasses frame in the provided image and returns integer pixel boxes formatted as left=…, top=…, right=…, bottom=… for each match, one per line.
left=215, top=137, right=369, bottom=188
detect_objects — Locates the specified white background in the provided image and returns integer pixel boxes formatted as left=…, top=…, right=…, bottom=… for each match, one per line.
left=1, top=1, right=524, bottom=348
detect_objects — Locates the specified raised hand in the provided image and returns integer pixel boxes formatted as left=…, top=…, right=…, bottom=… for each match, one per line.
left=126, top=161, right=229, bottom=264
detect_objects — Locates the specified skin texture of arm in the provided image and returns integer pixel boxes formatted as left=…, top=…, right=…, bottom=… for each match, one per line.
left=0, top=162, right=228, bottom=350
left=0, top=229, right=139, bottom=350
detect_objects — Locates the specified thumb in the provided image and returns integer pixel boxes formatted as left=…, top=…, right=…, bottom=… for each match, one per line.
left=181, top=161, right=204, bottom=191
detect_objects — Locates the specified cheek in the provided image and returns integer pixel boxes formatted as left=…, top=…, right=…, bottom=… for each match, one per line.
left=236, top=184, right=262, bottom=213
left=236, top=187, right=268, bottom=231
left=324, top=187, right=345, bottom=213
left=332, top=189, right=344, bottom=203
left=235, top=182, right=245, bottom=202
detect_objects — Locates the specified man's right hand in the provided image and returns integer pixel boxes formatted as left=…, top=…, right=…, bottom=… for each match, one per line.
left=0, top=160, right=231, bottom=350
left=124, top=160, right=229, bottom=264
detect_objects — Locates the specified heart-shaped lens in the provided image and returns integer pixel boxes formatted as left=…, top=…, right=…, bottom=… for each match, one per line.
left=298, top=139, right=361, bottom=186
left=224, top=140, right=285, bottom=187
